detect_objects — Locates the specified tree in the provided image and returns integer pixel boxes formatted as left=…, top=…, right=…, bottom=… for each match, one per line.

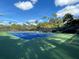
left=63, top=13, right=73, bottom=22
left=10, top=24, right=22, bottom=31
left=42, top=16, right=49, bottom=19
left=52, top=13, right=57, bottom=20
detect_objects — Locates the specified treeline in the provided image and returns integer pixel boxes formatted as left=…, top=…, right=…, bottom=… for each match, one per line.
left=0, top=13, right=79, bottom=33
left=0, top=24, right=37, bottom=31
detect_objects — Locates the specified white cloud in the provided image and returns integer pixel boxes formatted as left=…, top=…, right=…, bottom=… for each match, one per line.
left=56, top=4, right=79, bottom=17
left=31, top=0, right=38, bottom=4
left=26, top=19, right=43, bottom=25
left=14, top=0, right=38, bottom=11
left=14, top=1, right=33, bottom=10
left=39, top=20, right=43, bottom=23
left=28, top=19, right=43, bottom=23
left=55, top=0, right=79, bottom=6
left=28, top=19, right=37, bottom=23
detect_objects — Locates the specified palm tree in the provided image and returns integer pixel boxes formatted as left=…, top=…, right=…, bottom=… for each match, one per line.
left=42, top=16, right=50, bottom=20
left=52, top=13, right=57, bottom=20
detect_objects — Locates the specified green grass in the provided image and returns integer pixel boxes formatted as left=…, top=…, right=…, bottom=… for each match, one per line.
left=0, top=32, right=9, bottom=36
left=0, top=32, right=79, bottom=59
left=47, top=33, right=74, bottom=43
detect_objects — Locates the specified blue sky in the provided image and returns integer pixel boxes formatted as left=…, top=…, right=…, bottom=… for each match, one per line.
left=0, top=0, right=79, bottom=24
